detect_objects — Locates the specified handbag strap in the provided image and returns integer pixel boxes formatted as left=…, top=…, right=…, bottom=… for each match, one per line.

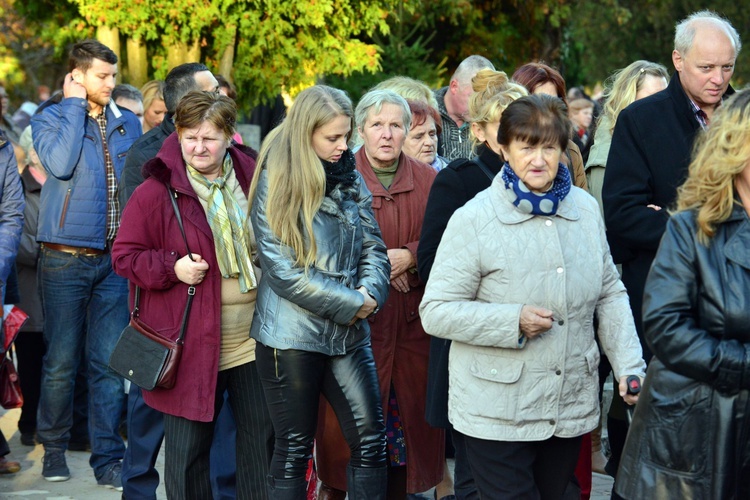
left=131, top=184, right=196, bottom=344
left=165, top=184, right=196, bottom=344
left=472, top=156, right=497, bottom=181
left=166, top=183, right=194, bottom=262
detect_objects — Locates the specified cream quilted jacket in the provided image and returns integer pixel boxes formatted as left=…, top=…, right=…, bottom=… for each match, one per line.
left=419, top=175, right=646, bottom=441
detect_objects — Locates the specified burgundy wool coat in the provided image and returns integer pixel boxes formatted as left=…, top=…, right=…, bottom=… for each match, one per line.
left=112, top=133, right=256, bottom=422
left=316, top=149, right=444, bottom=493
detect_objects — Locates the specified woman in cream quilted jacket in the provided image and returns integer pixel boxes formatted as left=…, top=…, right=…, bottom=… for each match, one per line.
left=419, top=94, right=646, bottom=499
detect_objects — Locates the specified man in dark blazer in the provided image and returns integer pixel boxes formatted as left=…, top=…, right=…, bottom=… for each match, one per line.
left=601, top=9, right=740, bottom=484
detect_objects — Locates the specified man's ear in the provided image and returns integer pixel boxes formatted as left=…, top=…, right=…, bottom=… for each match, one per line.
left=672, top=49, right=683, bottom=73
left=449, top=79, right=460, bottom=95
left=71, top=68, right=84, bottom=84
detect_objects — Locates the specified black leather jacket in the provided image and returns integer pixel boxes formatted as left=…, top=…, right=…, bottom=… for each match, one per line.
left=616, top=206, right=750, bottom=499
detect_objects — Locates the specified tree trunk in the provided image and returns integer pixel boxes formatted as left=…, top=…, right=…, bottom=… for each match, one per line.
left=96, top=26, right=121, bottom=82
left=187, top=39, right=201, bottom=64
left=126, top=37, right=148, bottom=88
left=218, top=25, right=237, bottom=82
left=166, top=41, right=187, bottom=70
left=167, top=39, right=201, bottom=70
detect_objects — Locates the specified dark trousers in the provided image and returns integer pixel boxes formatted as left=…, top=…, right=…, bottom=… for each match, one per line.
left=122, top=386, right=239, bottom=499
left=163, top=361, right=273, bottom=500
left=255, top=342, right=387, bottom=481
left=14, top=331, right=45, bottom=436
left=451, top=428, right=479, bottom=500
left=462, top=432, right=582, bottom=500
left=0, top=432, right=9, bottom=457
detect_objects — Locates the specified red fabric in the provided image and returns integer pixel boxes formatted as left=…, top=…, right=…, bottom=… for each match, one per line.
left=575, top=432, right=592, bottom=500
left=3, top=305, right=28, bottom=351
left=112, top=133, right=255, bottom=422
left=316, top=151, right=443, bottom=493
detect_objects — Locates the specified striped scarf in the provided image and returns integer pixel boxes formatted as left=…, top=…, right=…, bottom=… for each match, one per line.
left=187, top=154, right=257, bottom=293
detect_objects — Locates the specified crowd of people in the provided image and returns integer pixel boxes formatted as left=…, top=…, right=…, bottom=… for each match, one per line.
left=0, top=7, right=748, bottom=500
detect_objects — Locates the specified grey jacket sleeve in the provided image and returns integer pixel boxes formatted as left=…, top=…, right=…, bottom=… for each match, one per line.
left=593, top=209, right=646, bottom=379
left=250, top=170, right=365, bottom=325
left=0, top=143, right=24, bottom=287
left=16, top=187, right=39, bottom=268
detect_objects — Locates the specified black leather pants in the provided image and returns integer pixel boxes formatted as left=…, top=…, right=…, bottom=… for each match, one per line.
left=256, top=342, right=387, bottom=484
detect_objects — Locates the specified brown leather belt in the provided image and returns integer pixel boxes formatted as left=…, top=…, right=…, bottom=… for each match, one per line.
left=43, top=242, right=107, bottom=256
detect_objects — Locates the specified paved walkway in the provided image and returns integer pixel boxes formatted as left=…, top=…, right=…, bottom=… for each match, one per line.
left=0, top=407, right=166, bottom=499
left=0, top=406, right=614, bottom=499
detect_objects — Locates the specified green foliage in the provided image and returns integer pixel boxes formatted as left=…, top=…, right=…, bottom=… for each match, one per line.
left=569, top=0, right=749, bottom=88
left=7, top=0, right=750, bottom=113
left=324, top=1, right=450, bottom=101
left=228, top=0, right=391, bottom=106
left=25, top=0, right=394, bottom=108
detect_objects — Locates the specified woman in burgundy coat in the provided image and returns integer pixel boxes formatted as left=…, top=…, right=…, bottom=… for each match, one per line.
left=316, top=89, right=443, bottom=499
left=112, top=91, right=273, bottom=499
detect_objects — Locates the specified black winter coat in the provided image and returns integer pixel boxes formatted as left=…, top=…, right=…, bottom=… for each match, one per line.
left=616, top=207, right=750, bottom=499
left=602, top=73, right=733, bottom=359
left=417, top=145, right=503, bottom=427
left=118, top=115, right=175, bottom=209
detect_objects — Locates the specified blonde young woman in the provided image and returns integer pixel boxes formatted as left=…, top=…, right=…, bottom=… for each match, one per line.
left=248, top=85, right=391, bottom=499
left=416, top=69, right=527, bottom=500
left=586, top=61, right=669, bottom=212
left=583, top=60, right=667, bottom=476
left=616, top=88, right=750, bottom=500
left=140, top=80, right=167, bottom=133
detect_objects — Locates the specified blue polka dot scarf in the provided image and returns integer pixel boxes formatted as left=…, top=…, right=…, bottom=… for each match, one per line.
left=501, top=162, right=572, bottom=216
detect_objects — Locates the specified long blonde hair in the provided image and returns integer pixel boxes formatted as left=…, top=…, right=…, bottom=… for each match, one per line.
left=676, top=89, right=750, bottom=244
left=468, top=69, right=528, bottom=150
left=600, top=61, right=668, bottom=134
left=249, top=85, right=353, bottom=269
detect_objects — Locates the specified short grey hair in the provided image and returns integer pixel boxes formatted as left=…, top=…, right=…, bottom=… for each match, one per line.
left=674, top=10, right=741, bottom=56
left=112, top=84, right=143, bottom=104
left=452, top=55, right=495, bottom=87
left=355, top=89, right=412, bottom=135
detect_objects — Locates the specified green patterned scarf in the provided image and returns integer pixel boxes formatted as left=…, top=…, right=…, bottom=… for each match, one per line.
left=187, top=154, right=257, bottom=293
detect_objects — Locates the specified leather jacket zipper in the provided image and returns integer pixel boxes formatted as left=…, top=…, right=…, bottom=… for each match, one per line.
left=59, top=188, right=72, bottom=228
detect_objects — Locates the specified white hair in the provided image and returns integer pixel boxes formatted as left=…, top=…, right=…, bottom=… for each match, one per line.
left=674, top=10, right=741, bottom=56
left=451, top=55, right=495, bottom=87
left=355, top=89, right=412, bottom=135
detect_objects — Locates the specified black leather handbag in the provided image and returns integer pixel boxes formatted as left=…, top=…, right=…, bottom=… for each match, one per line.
left=109, top=184, right=195, bottom=390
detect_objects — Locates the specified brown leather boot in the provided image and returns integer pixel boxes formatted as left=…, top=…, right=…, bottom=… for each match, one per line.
left=318, top=481, right=347, bottom=500
left=591, top=420, right=608, bottom=474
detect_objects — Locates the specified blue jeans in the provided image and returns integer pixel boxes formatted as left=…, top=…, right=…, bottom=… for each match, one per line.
left=37, top=248, right=128, bottom=478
